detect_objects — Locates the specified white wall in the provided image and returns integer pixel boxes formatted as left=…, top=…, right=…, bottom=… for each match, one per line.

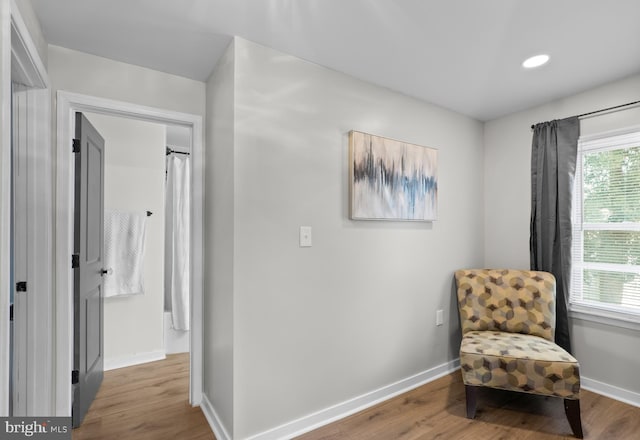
left=12, top=0, right=46, bottom=67
left=205, top=39, right=236, bottom=438
left=166, top=125, right=191, bottom=151
left=47, top=45, right=205, bottom=117
left=206, top=38, right=484, bottom=439
left=85, top=112, right=166, bottom=367
left=484, top=73, right=640, bottom=398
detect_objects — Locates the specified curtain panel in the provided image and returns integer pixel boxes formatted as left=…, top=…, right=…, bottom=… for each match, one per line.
left=530, top=117, right=579, bottom=352
left=165, top=154, right=191, bottom=331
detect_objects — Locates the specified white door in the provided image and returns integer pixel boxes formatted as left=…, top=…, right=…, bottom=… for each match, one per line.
left=11, top=82, right=29, bottom=416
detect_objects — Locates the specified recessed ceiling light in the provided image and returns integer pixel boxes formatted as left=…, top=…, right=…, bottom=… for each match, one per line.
left=522, top=54, right=550, bottom=69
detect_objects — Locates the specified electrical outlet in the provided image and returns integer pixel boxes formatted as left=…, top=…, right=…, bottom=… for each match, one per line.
left=436, top=309, right=444, bottom=326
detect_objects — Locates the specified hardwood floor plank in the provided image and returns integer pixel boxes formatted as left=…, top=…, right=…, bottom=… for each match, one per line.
left=73, top=355, right=640, bottom=439
left=297, top=371, right=640, bottom=440
left=72, top=353, right=215, bottom=440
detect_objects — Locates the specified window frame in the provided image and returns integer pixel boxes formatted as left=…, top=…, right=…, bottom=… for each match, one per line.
left=570, top=125, right=640, bottom=329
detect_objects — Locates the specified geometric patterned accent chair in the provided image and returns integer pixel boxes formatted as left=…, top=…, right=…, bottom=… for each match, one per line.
left=454, top=269, right=583, bottom=438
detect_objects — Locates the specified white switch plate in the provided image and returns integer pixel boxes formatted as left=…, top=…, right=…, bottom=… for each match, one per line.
left=436, top=309, right=444, bottom=326
left=300, top=226, right=312, bottom=247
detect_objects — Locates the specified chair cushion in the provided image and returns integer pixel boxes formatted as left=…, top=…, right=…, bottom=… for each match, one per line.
left=455, top=269, right=556, bottom=341
left=460, top=331, right=580, bottom=399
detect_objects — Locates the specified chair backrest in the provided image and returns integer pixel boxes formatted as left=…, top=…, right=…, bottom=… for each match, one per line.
left=454, top=269, right=556, bottom=341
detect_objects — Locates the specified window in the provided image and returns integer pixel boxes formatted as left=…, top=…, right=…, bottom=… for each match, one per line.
left=571, top=128, right=640, bottom=321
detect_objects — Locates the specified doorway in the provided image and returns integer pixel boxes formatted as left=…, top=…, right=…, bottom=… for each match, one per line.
left=54, top=92, right=204, bottom=416
left=84, top=113, right=192, bottom=368
left=70, top=112, right=192, bottom=425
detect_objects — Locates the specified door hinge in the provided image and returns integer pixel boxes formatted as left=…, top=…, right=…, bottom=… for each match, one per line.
left=9, top=304, right=13, bottom=322
left=72, top=254, right=80, bottom=268
left=72, top=370, right=79, bottom=385
left=16, top=281, right=27, bottom=292
left=72, top=138, right=80, bottom=153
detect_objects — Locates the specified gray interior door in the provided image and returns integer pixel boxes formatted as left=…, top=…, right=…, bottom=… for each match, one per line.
left=72, top=112, right=105, bottom=427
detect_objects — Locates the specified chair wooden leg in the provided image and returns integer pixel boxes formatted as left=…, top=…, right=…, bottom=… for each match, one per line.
left=465, top=385, right=477, bottom=419
left=564, top=399, right=584, bottom=438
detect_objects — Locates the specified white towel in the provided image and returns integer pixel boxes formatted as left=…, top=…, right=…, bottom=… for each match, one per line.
left=104, top=210, right=147, bottom=297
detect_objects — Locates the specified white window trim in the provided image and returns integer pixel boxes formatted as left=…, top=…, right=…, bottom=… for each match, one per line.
left=570, top=125, right=640, bottom=332
left=569, top=304, right=640, bottom=331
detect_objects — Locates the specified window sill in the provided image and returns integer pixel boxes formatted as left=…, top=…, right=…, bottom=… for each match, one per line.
left=569, top=303, right=640, bottom=332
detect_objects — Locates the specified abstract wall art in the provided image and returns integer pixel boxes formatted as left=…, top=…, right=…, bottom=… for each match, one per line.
left=349, top=131, right=438, bottom=221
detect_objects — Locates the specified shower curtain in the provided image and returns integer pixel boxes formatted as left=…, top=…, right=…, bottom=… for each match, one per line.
left=165, top=154, right=190, bottom=331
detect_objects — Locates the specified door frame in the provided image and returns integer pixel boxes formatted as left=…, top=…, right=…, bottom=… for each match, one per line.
left=54, top=91, right=204, bottom=415
left=1, top=0, right=50, bottom=416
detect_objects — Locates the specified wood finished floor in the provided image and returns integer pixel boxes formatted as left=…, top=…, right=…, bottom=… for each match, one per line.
left=72, top=354, right=640, bottom=439
left=297, top=371, right=640, bottom=440
left=72, top=353, right=215, bottom=440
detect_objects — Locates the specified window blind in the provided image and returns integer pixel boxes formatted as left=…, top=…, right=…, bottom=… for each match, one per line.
left=571, top=130, right=640, bottom=315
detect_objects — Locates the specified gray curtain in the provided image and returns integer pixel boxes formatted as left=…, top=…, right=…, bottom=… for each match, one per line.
left=530, top=117, right=579, bottom=353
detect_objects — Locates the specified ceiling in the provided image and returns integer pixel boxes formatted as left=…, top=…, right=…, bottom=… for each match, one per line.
left=30, top=0, right=640, bottom=121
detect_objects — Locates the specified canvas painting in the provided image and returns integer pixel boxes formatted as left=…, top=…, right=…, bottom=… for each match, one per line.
left=350, top=131, right=438, bottom=221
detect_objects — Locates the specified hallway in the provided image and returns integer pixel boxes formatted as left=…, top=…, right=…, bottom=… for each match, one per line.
left=72, top=354, right=214, bottom=440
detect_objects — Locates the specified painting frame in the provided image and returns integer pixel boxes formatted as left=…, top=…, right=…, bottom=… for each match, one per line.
left=349, top=131, right=438, bottom=221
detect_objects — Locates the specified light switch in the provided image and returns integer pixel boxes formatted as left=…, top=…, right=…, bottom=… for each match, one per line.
left=436, top=309, right=444, bottom=326
left=299, top=226, right=312, bottom=247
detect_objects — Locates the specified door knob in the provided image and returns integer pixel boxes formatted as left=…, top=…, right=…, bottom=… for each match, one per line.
left=100, top=268, right=113, bottom=276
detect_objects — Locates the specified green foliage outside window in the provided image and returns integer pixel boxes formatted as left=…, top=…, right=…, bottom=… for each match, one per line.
left=582, top=146, right=640, bottom=305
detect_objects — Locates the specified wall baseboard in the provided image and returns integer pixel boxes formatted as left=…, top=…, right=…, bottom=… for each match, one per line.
left=243, top=358, right=460, bottom=440
left=582, top=375, right=640, bottom=408
left=200, top=393, right=232, bottom=440
left=104, top=350, right=166, bottom=371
